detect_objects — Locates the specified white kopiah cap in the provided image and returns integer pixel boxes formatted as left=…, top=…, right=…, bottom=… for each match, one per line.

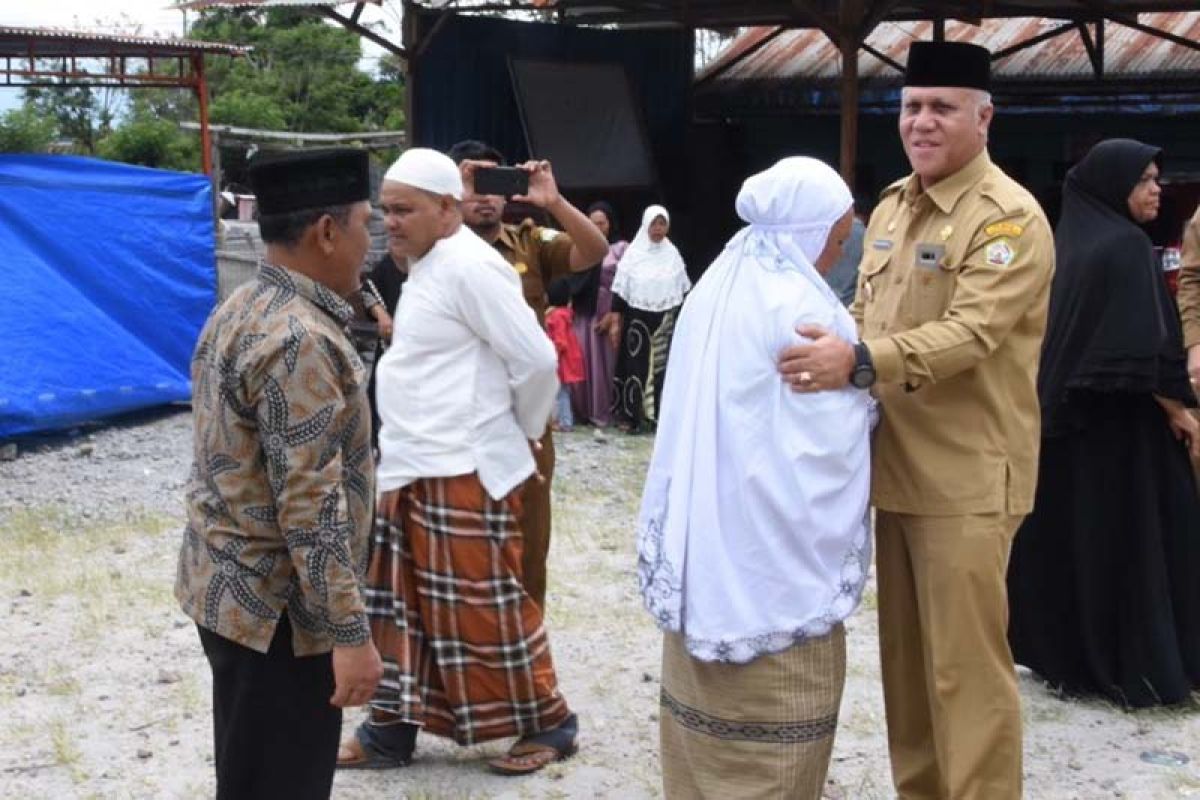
left=383, top=147, right=464, bottom=201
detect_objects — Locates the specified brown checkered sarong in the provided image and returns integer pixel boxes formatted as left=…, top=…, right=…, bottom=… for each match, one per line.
left=364, top=474, right=570, bottom=745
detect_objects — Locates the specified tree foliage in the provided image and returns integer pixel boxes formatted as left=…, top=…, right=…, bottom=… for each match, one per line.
left=191, top=9, right=404, bottom=134
left=0, top=106, right=57, bottom=154
left=23, top=85, right=119, bottom=154
left=17, top=8, right=405, bottom=172
left=96, top=116, right=200, bottom=172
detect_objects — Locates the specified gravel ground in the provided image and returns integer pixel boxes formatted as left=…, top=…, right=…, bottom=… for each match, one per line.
left=1, top=408, right=1198, bottom=799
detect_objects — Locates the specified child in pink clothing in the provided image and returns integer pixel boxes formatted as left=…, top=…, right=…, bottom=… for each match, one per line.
left=545, top=300, right=585, bottom=432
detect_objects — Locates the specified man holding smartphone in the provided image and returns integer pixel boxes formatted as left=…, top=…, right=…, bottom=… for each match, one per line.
left=446, top=140, right=609, bottom=609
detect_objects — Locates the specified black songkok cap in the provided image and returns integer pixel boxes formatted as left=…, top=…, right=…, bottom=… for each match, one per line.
left=904, top=41, right=991, bottom=92
left=248, top=148, right=370, bottom=215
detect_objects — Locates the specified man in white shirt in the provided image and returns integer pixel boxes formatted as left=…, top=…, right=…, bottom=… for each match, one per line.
left=336, top=148, right=578, bottom=776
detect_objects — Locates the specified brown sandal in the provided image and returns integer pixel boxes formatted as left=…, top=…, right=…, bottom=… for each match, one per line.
left=335, top=724, right=413, bottom=770
left=487, top=714, right=578, bottom=776
left=487, top=740, right=577, bottom=776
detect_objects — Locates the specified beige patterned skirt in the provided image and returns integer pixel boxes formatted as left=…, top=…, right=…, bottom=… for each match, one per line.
left=659, top=625, right=846, bottom=800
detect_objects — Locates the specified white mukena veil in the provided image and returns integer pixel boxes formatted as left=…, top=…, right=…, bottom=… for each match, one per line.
left=636, top=156, right=876, bottom=663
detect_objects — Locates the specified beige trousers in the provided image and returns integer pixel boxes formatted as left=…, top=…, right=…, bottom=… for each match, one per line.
left=518, top=426, right=554, bottom=609
left=875, top=511, right=1024, bottom=800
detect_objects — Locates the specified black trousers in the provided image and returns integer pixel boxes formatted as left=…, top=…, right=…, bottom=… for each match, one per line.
left=198, top=615, right=342, bottom=800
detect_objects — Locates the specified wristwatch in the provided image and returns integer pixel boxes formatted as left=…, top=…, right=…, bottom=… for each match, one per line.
left=850, top=342, right=876, bottom=389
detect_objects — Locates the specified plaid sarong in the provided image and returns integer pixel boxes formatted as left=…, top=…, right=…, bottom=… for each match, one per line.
left=364, top=474, right=570, bottom=745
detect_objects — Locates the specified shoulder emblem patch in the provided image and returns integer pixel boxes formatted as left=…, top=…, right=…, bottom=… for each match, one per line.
left=539, top=228, right=561, bottom=243
left=984, top=221, right=1023, bottom=239
left=985, top=239, right=1015, bottom=267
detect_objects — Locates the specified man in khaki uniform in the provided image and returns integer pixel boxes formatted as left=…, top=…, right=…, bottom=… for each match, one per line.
left=779, top=42, right=1054, bottom=799
left=1180, top=206, right=1200, bottom=386
left=447, top=140, right=609, bottom=608
left=1179, top=206, right=1200, bottom=482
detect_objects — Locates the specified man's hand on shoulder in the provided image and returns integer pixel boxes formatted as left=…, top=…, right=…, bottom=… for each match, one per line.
left=778, top=325, right=854, bottom=393
left=330, top=640, right=383, bottom=708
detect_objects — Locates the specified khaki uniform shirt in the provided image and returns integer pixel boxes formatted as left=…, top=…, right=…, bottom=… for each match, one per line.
left=1178, top=206, right=1200, bottom=349
left=175, top=263, right=374, bottom=655
left=852, top=152, right=1055, bottom=516
left=493, top=219, right=576, bottom=323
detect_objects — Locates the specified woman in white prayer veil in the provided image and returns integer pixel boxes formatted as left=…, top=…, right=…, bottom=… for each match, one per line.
left=636, top=157, right=875, bottom=799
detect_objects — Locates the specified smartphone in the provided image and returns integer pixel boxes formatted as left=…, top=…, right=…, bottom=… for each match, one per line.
left=474, top=166, right=529, bottom=198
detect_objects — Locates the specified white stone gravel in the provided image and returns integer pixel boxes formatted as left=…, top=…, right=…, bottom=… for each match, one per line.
left=0, top=408, right=193, bottom=520
left=0, top=410, right=1198, bottom=799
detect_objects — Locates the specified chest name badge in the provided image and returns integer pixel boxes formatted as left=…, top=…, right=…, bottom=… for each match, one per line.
left=985, top=239, right=1015, bottom=267
left=915, top=243, right=945, bottom=270
left=872, top=239, right=893, bottom=251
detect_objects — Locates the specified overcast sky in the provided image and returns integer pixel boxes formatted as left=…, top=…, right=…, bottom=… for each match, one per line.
left=0, top=1, right=397, bottom=111
left=9, top=1, right=194, bottom=38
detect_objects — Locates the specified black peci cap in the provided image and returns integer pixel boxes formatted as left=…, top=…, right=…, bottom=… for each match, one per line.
left=248, top=148, right=370, bottom=215
left=904, top=41, right=991, bottom=92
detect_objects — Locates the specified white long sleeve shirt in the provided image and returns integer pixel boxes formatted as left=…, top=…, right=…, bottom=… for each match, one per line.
left=375, top=225, right=558, bottom=499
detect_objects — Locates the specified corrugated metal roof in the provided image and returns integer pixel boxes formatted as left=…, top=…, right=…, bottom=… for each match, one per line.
left=172, top=0, right=378, bottom=10
left=699, top=14, right=1200, bottom=86
left=0, top=26, right=250, bottom=57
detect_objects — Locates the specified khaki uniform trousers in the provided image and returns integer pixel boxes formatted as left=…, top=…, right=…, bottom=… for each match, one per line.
left=875, top=511, right=1023, bottom=800
left=518, top=426, right=555, bottom=608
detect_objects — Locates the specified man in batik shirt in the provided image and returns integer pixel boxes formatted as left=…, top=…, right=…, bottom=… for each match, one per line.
left=176, top=148, right=382, bottom=800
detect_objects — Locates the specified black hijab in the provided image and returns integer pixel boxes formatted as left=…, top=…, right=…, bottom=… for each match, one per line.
left=586, top=200, right=620, bottom=244
left=1038, top=138, right=1191, bottom=434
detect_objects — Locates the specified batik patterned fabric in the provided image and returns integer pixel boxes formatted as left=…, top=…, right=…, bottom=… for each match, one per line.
left=612, top=307, right=665, bottom=432
left=175, top=262, right=374, bottom=656
left=644, top=307, right=677, bottom=423
left=364, top=476, right=570, bottom=745
left=659, top=626, right=846, bottom=799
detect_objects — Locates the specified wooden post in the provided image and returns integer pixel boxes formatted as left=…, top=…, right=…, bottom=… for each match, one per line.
left=211, top=128, right=223, bottom=226
left=402, top=0, right=418, bottom=147
left=839, top=35, right=859, bottom=188
left=194, top=54, right=213, bottom=176
left=838, top=0, right=863, bottom=188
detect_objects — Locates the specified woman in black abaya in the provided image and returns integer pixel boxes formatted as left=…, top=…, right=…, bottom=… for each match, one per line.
left=1007, top=139, right=1200, bottom=708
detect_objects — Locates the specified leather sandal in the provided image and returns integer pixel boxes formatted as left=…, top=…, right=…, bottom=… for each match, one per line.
left=487, top=713, right=578, bottom=776
left=336, top=723, right=414, bottom=770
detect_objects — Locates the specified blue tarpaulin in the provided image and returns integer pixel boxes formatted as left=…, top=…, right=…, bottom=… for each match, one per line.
left=0, top=155, right=215, bottom=438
